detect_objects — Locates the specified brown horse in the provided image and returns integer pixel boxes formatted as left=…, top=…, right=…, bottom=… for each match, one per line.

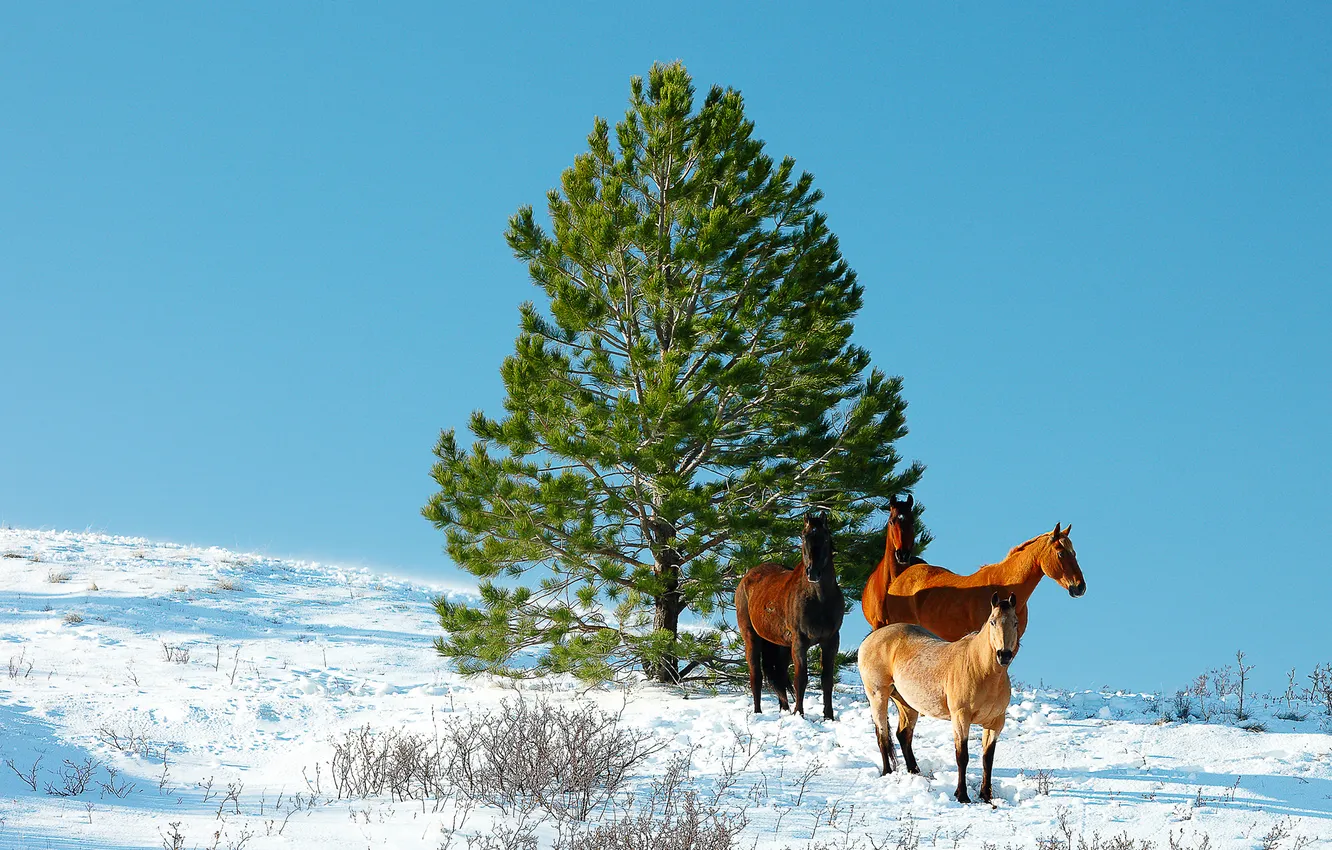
left=859, top=592, right=1021, bottom=803
left=735, top=510, right=844, bottom=719
left=881, top=523, right=1085, bottom=640
left=860, top=494, right=924, bottom=630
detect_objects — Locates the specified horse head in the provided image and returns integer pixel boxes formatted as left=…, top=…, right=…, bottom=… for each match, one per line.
left=886, top=494, right=917, bottom=567
left=1040, top=522, right=1086, bottom=598
left=802, top=509, right=835, bottom=583
left=988, top=592, right=1021, bottom=667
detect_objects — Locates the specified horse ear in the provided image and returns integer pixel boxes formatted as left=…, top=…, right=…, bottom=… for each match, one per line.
left=1008, top=593, right=1017, bottom=609
left=991, top=591, right=1000, bottom=609
left=1052, top=522, right=1062, bottom=539
left=906, top=494, right=914, bottom=511
left=1063, top=523, right=1072, bottom=536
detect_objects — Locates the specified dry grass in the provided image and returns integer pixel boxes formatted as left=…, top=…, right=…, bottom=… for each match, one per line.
left=63, top=612, right=84, bottom=625
left=47, top=570, right=72, bottom=584
left=215, top=578, right=244, bottom=592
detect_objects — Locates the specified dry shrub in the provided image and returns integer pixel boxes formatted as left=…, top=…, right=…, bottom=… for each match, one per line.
left=331, top=697, right=664, bottom=822
left=552, top=752, right=745, bottom=850
left=161, top=642, right=191, bottom=664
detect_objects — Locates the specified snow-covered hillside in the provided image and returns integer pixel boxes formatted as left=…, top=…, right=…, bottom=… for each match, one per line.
left=1, top=528, right=1328, bottom=849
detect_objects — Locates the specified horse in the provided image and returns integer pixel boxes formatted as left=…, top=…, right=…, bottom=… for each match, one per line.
left=735, top=510, right=844, bottom=719
left=860, top=494, right=925, bottom=630
left=880, top=523, right=1085, bottom=641
left=858, top=592, right=1021, bottom=803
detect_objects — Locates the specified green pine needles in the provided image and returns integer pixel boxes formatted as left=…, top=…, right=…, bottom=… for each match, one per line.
left=424, top=61, right=923, bottom=685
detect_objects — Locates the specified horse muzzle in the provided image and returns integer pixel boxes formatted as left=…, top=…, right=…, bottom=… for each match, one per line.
left=1068, top=581, right=1087, bottom=598
left=893, top=551, right=912, bottom=566
left=996, top=650, right=1014, bottom=666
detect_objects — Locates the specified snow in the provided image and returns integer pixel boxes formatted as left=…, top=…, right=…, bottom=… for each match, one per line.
left=1, top=527, right=1329, bottom=848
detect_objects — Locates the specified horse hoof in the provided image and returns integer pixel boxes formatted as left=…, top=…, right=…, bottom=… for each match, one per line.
left=955, top=793, right=971, bottom=804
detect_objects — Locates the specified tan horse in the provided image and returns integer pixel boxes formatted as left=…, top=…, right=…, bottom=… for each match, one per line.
left=860, top=494, right=924, bottom=630
left=858, top=592, right=1020, bottom=803
left=882, top=523, right=1085, bottom=640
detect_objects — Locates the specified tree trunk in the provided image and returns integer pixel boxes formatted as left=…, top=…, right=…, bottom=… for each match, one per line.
left=651, top=560, right=684, bottom=684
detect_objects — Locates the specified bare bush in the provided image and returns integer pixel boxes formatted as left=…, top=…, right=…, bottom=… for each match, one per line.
left=215, top=578, right=244, bottom=592
left=444, top=698, right=665, bottom=820
left=1171, top=690, right=1192, bottom=722
left=47, top=569, right=71, bottom=583
left=330, top=724, right=450, bottom=802
left=865, top=813, right=918, bottom=850
left=97, top=765, right=138, bottom=799
left=1032, top=768, right=1056, bottom=795
left=1306, top=663, right=1332, bottom=716
left=44, top=757, right=101, bottom=797
left=63, top=612, right=84, bottom=625
left=551, top=753, right=746, bottom=850
left=1166, top=831, right=1212, bottom=850
left=5, top=755, right=42, bottom=790
left=7, top=649, right=34, bottom=680
left=1259, top=818, right=1314, bottom=850
left=97, top=720, right=154, bottom=758
left=331, top=698, right=663, bottom=823
left=462, top=819, right=539, bottom=850
left=161, top=642, right=191, bottom=664
left=161, top=821, right=187, bottom=850
left=1037, top=820, right=1156, bottom=850
left=1234, top=651, right=1254, bottom=719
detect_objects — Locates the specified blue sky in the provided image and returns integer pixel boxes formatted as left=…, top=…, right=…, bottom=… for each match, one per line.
left=2, top=3, right=1328, bottom=694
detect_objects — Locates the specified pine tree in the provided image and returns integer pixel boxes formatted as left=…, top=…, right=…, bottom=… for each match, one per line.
left=424, top=62, right=923, bottom=684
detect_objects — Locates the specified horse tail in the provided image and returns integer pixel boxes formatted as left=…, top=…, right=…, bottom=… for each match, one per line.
left=881, top=725, right=900, bottom=772
left=759, top=640, right=790, bottom=693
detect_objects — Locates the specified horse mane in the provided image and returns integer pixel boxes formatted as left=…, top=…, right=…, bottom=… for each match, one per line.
left=1004, top=533, right=1050, bottom=559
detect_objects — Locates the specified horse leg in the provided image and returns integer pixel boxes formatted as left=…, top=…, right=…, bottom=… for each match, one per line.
left=736, top=594, right=764, bottom=714
left=979, top=727, right=1000, bottom=803
left=759, top=641, right=791, bottom=711
left=865, top=674, right=897, bottom=775
left=820, top=633, right=839, bottom=721
left=743, top=631, right=764, bottom=714
left=952, top=712, right=973, bottom=804
left=791, top=634, right=811, bottom=716
left=890, top=690, right=921, bottom=774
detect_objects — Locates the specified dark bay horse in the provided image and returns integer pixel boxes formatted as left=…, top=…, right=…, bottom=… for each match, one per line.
left=735, top=510, right=844, bottom=719
left=860, top=494, right=925, bottom=630
left=882, top=523, right=1086, bottom=641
